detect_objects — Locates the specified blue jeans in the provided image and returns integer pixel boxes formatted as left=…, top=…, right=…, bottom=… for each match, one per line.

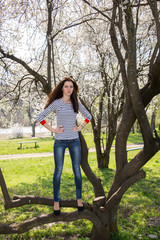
left=53, top=138, right=82, bottom=202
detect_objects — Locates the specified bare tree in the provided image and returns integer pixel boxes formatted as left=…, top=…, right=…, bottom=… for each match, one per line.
left=81, top=46, right=124, bottom=168
left=0, top=0, right=97, bottom=98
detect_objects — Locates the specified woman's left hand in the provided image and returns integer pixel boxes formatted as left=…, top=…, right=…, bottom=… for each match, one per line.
left=72, top=124, right=82, bottom=132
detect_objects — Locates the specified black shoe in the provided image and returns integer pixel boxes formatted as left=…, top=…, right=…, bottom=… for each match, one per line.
left=78, top=206, right=84, bottom=211
left=54, top=210, right=60, bottom=215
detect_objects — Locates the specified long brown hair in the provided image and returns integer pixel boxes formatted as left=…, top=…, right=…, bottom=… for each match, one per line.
left=44, top=77, right=79, bottom=113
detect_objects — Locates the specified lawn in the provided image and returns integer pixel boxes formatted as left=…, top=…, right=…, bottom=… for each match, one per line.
left=0, top=133, right=95, bottom=155
left=0, top=132, right=143, bottom=155
left=0, top=148, right=159, bottom=239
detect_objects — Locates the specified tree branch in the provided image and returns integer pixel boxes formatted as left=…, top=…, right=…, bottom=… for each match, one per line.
left=109, top=1, right=128, bottom=90
left=52, top=17, right=98, bottom=39
left=105, top=170, right=146, bottom=211
left=81, top=0, right=112, bottom=22
left=0, top=210, right=101, bottom=234
left=79, top=132, right=105, bottom=197
left=0, top=168, right=92, bottom=211
left=0, top=168, right=12, bottom=208
left=110, top=1, right=129, bottom=171
left=124, top=2, right=153, bottom=145
left=0, top=47, right=50, bottom=94
left=11, top=195, right=92, bottom=211
left=147, top=0, right=160, bottom=46
left=121, top=140, right=160, bottom=178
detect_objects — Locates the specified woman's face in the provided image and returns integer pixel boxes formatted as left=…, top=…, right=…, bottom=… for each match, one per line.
left=62, top=81, right=74, bottom=97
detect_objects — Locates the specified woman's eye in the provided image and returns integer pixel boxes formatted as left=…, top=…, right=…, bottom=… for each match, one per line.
left=64, top=85, right=73, bottom=88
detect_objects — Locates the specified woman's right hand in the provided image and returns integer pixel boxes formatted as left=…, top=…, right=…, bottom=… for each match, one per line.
left=54, top=126, right=64, bottom=133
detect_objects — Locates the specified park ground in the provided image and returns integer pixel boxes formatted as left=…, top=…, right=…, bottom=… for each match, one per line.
left=0, top=132, right=159, bottom=240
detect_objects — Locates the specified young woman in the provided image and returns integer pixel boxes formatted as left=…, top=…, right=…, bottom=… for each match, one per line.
left=37, top=77, right=92, bottom=215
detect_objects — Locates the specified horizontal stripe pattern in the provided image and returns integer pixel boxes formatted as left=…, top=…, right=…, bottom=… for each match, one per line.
left=37, top=98, right=92, bottom=140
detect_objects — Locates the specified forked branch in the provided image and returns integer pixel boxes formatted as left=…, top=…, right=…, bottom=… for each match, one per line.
left=105, top=169, right=146, bottom=211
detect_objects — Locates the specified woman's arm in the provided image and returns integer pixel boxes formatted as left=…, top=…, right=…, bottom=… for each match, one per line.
left=72, top=102, right=92, bottom=132
left=43, top=122, right=64, bottom=133
left=78, top=101, right=92, bottom=122
left=72, top=122, right=87, bottom=132
left=37, top=101, right=57, bottom=123
left=37, top=100, right=64, bottom=134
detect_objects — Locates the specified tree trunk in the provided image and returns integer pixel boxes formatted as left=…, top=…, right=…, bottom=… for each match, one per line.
left=151, top=111, right=155, bottom=133
left=93, top=128, right=106, bottom=169
left=91, top=224, right=111, bottom=240
left=108, top=205, right=118, bottom=233
left=105, top=123, right=117, bottom=168
left=31, top=121, right=37, bottom=137
left=90, top=196, right=112, bottom=240
left=91, top=197, right=118, bottom=240
left=136, top=121, right=141, bottom=133
left=95, top=138, right=103, bottom=168
left=93, top=128, right=116, bottom=169
left=47, top=0, right=53, bottom=91
left=80, top=95, right=117, bottom=169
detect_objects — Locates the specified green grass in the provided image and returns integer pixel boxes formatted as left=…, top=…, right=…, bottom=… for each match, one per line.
left=0, top=132, right=143, bottom=155
left=0, top=149, right=160, bottom=239
left=0, top=133, right=95, bottom=155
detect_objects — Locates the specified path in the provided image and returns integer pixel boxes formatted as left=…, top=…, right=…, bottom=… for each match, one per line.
left=0, top=144, right=143, bottom=160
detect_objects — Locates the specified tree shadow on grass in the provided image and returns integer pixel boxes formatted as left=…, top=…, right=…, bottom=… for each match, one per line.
left=97, top=163, right=159, bottom=207
left=128, top=175, right=160, bottom=205
left=97, top=168, right=115, bottom=192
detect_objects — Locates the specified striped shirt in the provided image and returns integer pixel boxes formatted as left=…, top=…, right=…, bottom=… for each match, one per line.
left=37, top=98, right=92, bottom=140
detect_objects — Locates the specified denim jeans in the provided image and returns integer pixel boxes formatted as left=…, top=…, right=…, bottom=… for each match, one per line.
left=53, top=138, right=82, bottom=202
